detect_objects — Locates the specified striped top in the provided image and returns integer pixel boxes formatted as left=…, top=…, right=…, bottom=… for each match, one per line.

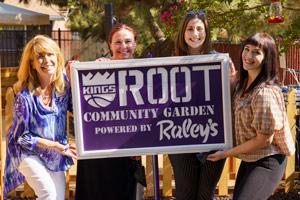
left=233, top=84, right=287, bottom=162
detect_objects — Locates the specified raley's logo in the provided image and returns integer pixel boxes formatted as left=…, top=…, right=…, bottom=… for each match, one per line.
left=82, top=72, right=116, bottom=108
left=82, top=65, right=219, bottom=107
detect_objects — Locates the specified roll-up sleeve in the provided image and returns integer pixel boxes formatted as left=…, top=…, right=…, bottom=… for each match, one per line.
left=251, top=87, right=284, bottom=135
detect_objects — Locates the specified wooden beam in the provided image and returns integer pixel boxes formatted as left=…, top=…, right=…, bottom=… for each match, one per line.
left=285, top=89, right=296, bottom=192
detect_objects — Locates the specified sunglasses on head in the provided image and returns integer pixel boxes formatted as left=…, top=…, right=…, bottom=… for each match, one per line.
left=186, top=9, right=206, bottom=16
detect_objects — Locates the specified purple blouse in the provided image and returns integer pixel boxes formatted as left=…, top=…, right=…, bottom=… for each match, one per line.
left=4, top=84, right=73, bottom=197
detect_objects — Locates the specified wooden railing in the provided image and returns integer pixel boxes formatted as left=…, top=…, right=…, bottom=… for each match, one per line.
left=0, top=68, right=3, bottom=200
left=1, top=67, right=18, bottom=109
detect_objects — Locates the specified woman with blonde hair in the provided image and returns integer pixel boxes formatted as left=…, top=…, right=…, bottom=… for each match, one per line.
left=4, top=35, right=77, bottom=200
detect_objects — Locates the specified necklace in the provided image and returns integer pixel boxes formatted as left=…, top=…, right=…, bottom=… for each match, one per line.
left=40, top=87, right=52, bottom=106
left=41, top=94, right=51, bottom=100
left=41, top=94, right=51, bottom=106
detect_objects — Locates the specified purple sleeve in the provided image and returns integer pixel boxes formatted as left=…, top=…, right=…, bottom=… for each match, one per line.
left=68, top=88, right=73, bottom=112
left=64, top=74, right=73, bottom=112
left=12, top=94, right=39, bottom=151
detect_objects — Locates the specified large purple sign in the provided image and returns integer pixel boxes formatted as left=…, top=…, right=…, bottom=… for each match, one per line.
left=71, top=54, right=232, bottom=159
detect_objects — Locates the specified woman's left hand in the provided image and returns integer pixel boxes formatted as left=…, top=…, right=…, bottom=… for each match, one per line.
left=131, top=156, right=141, bottom=160
left=61, top=144, right=78, bottom=160
left=229, top=59, right=237, bottom=79
left=66, top=60, right=79, bottom=82
left=206, top=150, right=227, bottom=161
left=95, top=57, right=111, bottom=62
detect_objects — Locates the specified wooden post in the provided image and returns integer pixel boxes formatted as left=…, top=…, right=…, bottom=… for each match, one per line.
left=217, top=159, right=229, bottom=195
left=0, top=68, right=3, bottom=200
left=65, top=112, right=71, bottom=200
left=21, top=182, right=35, bottom=198
left=145, top=155, right=154, bottom=197
left=232, top=158, right=241, bottom=179
left=162, top=155, right=172, bottom=197
left=285, top=89, right=296, bottom=192
left=65, top=112, right=77, bottom=199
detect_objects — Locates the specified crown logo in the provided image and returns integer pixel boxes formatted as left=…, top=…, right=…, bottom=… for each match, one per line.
left=82, top=72, right=115, bottom=86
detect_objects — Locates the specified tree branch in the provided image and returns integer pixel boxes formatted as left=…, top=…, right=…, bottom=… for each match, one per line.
left=215, top=3, right=269, bottom=15
left=139, top=3, right=166, bottom=42
left=283, top=6, right=300, bottom=11
left=215, top=3, right=300, bottom=15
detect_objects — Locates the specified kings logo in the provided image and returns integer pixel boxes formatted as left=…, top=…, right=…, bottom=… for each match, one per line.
left=82, top=72, right=116, bottom=108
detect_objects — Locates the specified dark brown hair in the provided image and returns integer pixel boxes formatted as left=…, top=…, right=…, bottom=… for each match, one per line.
left=174, top=12, right=212, bottom=56
left=237, top=32, right=280, bottom=93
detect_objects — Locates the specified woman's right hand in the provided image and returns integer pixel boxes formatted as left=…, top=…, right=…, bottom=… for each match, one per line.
left=37, top=138, right=78, bottom=159
left=206, top=150, right=227, bottom=161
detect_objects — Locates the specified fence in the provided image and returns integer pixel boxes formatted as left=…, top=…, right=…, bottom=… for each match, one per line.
left=213, top=43, right=242, bottom=69
left=213, top=43, right=300, bottom=86
left=285, top=45, right=300, bottom=85
left=0, top=29, right=299, bottom=78
left=0, top=29, right=81, bottom=68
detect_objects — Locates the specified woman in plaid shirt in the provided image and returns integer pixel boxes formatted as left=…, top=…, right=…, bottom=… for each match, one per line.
left=207, top=32, right=295, bottom=200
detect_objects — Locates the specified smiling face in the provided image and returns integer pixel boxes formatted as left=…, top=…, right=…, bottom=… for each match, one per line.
left=32, top=51, right=58, bottom=82
left=242, top=44, right=265, bottom=77
left=109, top=28, right=136, bottom=60
left=184, top=18, right=206, bottom=54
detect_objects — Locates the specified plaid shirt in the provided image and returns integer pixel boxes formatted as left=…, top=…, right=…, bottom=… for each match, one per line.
left=233, top=84, right=286, bottom=162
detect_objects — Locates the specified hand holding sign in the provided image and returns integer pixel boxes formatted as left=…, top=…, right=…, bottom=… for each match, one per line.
left=206, top=150, right=227, bottom=161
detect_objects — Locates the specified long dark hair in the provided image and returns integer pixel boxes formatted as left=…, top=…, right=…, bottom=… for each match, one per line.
left=174, top=11, right=212, bottom=56
left=237, top=32, right=280, bottom=93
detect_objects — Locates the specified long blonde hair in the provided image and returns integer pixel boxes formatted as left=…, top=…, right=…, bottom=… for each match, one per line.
left=15, top=35, right=65, bottom=94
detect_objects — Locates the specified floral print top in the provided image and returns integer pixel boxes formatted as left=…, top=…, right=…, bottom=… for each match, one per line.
left=4, top=82, right=73, bottom=197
